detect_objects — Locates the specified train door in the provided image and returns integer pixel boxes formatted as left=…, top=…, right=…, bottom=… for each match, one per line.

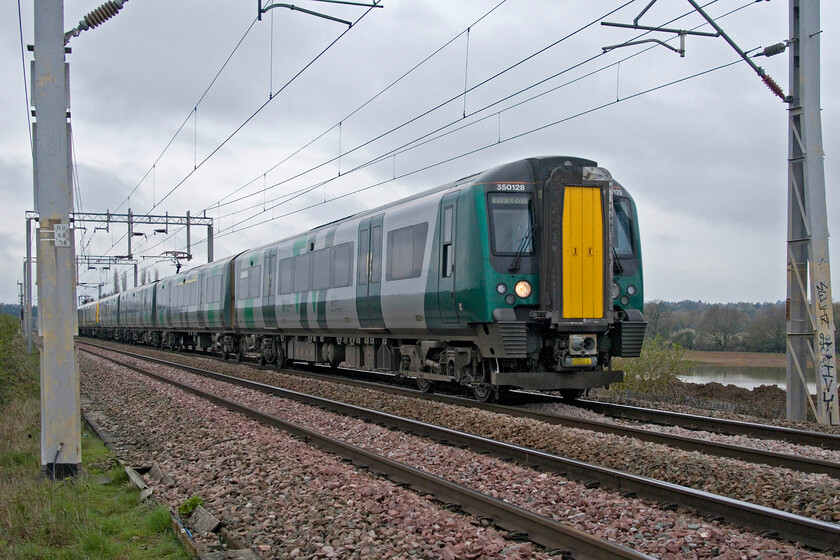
left=562, top=186, right=604, bottom=319
left=356, top=215, right=386, bottom=328
left=438, top=192, right=459, bottom=323
left=262, top=248, right=278, bottom=328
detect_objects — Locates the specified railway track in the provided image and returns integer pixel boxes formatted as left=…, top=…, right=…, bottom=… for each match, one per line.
left=573, top=399, right=840, bottom=451
left=79, top=341, right=840, bottom=551
left=77, top=340, right=840, bottom=478
left=79, top=344, right=649, bottom=560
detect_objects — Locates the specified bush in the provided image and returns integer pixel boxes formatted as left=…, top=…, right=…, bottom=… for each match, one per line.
left=611, top=336, right=694, bottom=396
left=0, top=315, right=39, bottom=407
left=178, top=496, right=204, bottom=517
left=669, top=328, right=696, bottom=349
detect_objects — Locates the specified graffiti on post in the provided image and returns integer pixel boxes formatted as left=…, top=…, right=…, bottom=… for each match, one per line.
left=814, top=259, right=838, bottom=425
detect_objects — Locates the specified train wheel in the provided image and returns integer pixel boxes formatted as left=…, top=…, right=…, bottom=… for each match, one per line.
left=416, top=378, right=434, bottom=393
left=472, top=383, right=495, bottom=403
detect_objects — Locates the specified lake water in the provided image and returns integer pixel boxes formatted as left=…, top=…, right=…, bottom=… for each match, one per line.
left=680, top=364, right=817, bottom=394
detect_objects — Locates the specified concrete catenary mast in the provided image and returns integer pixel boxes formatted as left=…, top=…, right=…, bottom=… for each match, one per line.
left=32, top=0, right=80, bottom=478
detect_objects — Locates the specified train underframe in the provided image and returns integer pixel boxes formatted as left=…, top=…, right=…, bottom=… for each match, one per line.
left=79, top=318, right=643, bottom=402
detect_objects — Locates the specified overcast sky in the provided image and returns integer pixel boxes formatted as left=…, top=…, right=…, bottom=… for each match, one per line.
left=1, top=0, right=838, bottom=306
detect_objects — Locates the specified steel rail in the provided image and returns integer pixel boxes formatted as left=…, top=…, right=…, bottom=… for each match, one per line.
left=81, top=346, right=650, bottom=560
left=77, top=340, right=840, bottom=478
left=80, top=342, right=840, bottom=551
left=574, top=399, right=840, bottom=451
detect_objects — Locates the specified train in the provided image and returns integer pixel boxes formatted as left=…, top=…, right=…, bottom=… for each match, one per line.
left=78, top=156, right=646, bottom=401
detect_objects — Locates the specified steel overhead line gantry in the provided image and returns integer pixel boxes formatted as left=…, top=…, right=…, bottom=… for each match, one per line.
left=601, top=0, right=837, bottom=425
left=68, top=209, right=215, bottom=264
left=26, top=209, right=213, bottom=313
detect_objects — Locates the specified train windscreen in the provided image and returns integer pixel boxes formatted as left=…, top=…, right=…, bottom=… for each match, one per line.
left=613, top=197, right=634, bottom=258
left=488, top=193, right=534, bottom=255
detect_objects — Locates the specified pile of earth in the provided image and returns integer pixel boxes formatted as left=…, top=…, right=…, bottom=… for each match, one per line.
left=679, top=381, right=787, bottom=419
left=591, top=380, right=789, bottom=421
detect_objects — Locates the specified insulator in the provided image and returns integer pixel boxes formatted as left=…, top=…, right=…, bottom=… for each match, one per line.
left=761, top=42, right=787, bottom=57
left=761, top=74, right=785, bottom=100
left=80, top=0, right=127, bottom=30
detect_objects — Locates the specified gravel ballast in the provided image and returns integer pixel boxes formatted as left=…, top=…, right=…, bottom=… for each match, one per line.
left=85, top=342, right=840, bottom=524
left=80, top=347, right=840, bottom=559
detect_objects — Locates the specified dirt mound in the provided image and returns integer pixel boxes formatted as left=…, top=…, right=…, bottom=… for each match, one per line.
left=682, top=382, right=786, bottom=418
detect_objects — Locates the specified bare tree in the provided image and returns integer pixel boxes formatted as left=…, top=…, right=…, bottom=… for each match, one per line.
left=121, top=271, right=127, bottom=292
left=112, top=269, right=120, bottom=294
left=746, top=304, right=786, bottom=353
left=644, top=300, right=670, bottom=337
left=140, top=268, right=148, bottom=285
left=154, top=268, right=160, bottom=281
left=700, top=304, right=745, bottom=350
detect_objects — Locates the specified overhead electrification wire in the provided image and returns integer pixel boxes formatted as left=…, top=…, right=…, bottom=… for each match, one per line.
left=185, top=56, right=743, bottom=249
left=92, top=0, right=761, bottom=279
left=209, top=0, right=510, bottom=212
left=95, top=8, right=373, bottom=264
left=96, top=5, right=378, bottom=265
left=114, top=16, right=260, bottom=213
left=200, top=0, right=632, bottom=217
left=138, top=0, right=743, bottom=262
left=150, top=3, right=381, bottom=213
left=193, top=0, right=737, bottom=225
left=176, top=0, right=759, bottom=250
left=17, top=0, right=33, bottom=155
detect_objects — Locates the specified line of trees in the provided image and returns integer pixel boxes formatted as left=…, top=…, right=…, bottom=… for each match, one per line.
left=645, top=300, right=840, bottom=353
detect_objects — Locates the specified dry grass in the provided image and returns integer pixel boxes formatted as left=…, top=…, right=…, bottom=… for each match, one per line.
left=685, top=350, right=785, bottom=368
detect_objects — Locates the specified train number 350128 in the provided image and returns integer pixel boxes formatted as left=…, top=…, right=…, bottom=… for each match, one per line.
left=495, top=183, right=526, bottom=191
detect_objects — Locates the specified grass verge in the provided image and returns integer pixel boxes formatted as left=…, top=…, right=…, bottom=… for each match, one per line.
left=0, top=315, right=189, bottom=560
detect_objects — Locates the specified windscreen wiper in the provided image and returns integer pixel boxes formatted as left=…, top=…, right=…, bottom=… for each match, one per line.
left=508, top=225, right=537, bottom=272
left=613, top=247, right=624, bottom=274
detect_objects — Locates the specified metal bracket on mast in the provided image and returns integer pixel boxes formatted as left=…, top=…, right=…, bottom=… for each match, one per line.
left=257, top=0, right=382, bottom=25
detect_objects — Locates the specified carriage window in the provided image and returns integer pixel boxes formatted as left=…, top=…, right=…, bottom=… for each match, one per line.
left=293, top=253, right=311, bottom=292
left=332, top=242, right=353, bottom=288
left=613, top=197, right=634, bottom=258
left=387, top=223, right=428, bottom=281
left=249, top=265, right=262, bottom=299
left=279, top=257, right=293, bottom=294
left=312, top=249, right=331, bottom=290
left=488, top=193, right=533, bottom=255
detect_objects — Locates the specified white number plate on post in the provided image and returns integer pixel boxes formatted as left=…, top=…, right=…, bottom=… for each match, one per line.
left=54, top=223, right=70, bottom=247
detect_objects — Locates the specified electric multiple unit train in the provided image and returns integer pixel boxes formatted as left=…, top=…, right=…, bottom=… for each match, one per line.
left=79, top=156, right=646, bottom=401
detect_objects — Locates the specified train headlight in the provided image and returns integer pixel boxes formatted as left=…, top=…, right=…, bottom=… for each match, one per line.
left=496, top=283, right=508, bottom=295
left=514, top=281, right=532, bottom=298
left=505, top=294, right=516, bottom=305
left=627, top=284, right=637, bottom=296
left=611, top=282, right=621, bottom=300
left=620, top=295, right=630, bottom=306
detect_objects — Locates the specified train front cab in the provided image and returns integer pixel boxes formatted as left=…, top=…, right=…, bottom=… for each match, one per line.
left=475, top=158, right=646, bottom=394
